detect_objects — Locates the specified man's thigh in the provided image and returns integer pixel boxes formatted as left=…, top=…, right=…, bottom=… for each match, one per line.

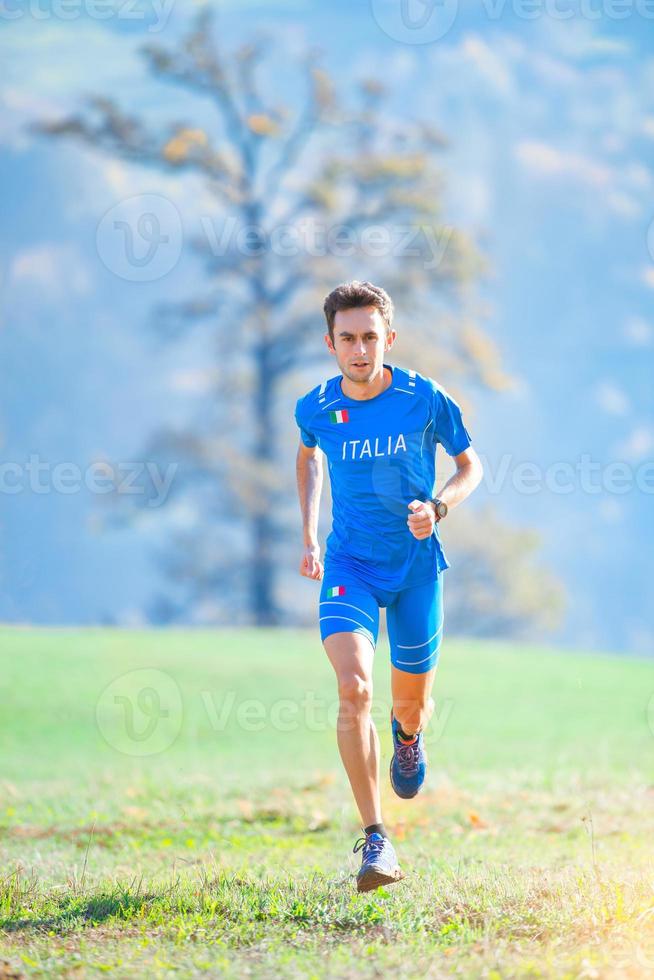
left=385, top=574, right=444, bottom=675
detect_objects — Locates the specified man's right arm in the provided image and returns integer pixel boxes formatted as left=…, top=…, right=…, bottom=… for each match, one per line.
left=296, top=440, right=324, bottom=580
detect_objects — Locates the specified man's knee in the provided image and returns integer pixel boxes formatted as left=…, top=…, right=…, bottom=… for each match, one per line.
left=338, top=673, right=373, bottom=712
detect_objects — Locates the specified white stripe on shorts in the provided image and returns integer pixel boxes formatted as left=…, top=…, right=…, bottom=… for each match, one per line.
left=394, top=643, right=441, bottom=668
left=319, top=615, right=374, bottom=636
left=319, top=600, right=374, bottom=622
left=396, top=620, right=443, bottom=649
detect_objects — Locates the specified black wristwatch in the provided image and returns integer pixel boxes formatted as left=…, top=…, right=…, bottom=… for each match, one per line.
left=430, top=497, right=448, bottom=521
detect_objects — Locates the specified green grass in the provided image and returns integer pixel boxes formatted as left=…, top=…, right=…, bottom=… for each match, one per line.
left=1, top=627, right=653, bottom=978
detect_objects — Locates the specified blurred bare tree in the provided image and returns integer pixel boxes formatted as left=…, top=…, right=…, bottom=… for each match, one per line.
left=444, top=506, right=565, bottom=638
left=36, top=9, right=562, bottom=632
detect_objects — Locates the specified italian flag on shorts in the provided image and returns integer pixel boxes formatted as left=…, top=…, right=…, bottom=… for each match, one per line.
left=327, top=585, right=346, bottom=597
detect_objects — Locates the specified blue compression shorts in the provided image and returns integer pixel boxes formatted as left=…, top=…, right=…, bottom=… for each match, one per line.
left=318, top=561, right=444, bottom=674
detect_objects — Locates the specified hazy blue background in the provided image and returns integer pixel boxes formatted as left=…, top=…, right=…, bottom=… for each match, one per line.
left=1, top=0, right=653, bottom=654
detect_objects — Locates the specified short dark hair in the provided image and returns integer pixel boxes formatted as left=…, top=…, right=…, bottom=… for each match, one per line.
left=323, top=280, right=394, bottom=341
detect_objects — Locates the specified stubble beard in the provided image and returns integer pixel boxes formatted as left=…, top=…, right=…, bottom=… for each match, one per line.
left=342, top=359, right=384, bottom=385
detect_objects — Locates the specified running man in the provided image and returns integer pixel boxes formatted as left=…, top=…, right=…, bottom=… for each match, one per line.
left=295, top=281, right=483, bottom=892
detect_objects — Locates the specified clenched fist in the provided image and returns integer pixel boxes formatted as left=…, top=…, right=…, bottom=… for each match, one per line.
left=299, top=543, right=324, bottom=580
left=406, top=499, right=436, bottom=540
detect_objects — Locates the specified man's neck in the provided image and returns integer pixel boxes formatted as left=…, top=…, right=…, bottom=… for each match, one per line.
left=340, top=365, right=392, bottom=402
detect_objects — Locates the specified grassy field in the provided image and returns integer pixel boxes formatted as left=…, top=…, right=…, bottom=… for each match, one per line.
left=0, top=627, right=653, bottom=978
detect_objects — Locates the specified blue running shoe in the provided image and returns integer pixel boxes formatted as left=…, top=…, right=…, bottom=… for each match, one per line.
left=353, top=831, right=404, bottom=892
left=389, top=713, right=427, bottom=799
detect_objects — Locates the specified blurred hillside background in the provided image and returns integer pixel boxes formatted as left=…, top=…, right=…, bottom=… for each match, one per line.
left=0, top=0, right=652, bottom=655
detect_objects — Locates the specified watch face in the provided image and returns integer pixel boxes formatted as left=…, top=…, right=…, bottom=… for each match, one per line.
left=435, top=500, right=447, bottom=518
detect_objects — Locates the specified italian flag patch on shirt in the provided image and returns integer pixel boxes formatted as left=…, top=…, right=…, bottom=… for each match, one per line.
left=327, top=585, right=346, bottom=597
left=329, top=409, right=349, bottom=424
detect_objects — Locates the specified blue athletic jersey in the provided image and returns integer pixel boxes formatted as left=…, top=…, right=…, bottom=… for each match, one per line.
left=295, top=363, right=473, bottom=590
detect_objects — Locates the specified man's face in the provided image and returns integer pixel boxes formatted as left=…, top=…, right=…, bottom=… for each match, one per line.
left=326, top=306, right=396, bottom=383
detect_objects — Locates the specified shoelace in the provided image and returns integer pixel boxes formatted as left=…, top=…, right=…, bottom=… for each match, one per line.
left=352, top=834, right=385, bottom=859
left=395, top=739, right=420, bottom=775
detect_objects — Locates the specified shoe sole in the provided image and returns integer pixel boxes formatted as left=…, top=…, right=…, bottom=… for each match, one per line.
left=356, top=865, right=405, bottom=893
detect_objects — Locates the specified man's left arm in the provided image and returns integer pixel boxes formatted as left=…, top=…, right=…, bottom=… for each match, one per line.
left=433, top=446, right=484, bottom=513
left=407, top=447, right=484, bottom=539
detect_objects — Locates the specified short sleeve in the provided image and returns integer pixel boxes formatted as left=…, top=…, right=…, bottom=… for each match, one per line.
left=431, top=383, right=473, bottom=457
left=294, top=397, right=317, bottom=448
